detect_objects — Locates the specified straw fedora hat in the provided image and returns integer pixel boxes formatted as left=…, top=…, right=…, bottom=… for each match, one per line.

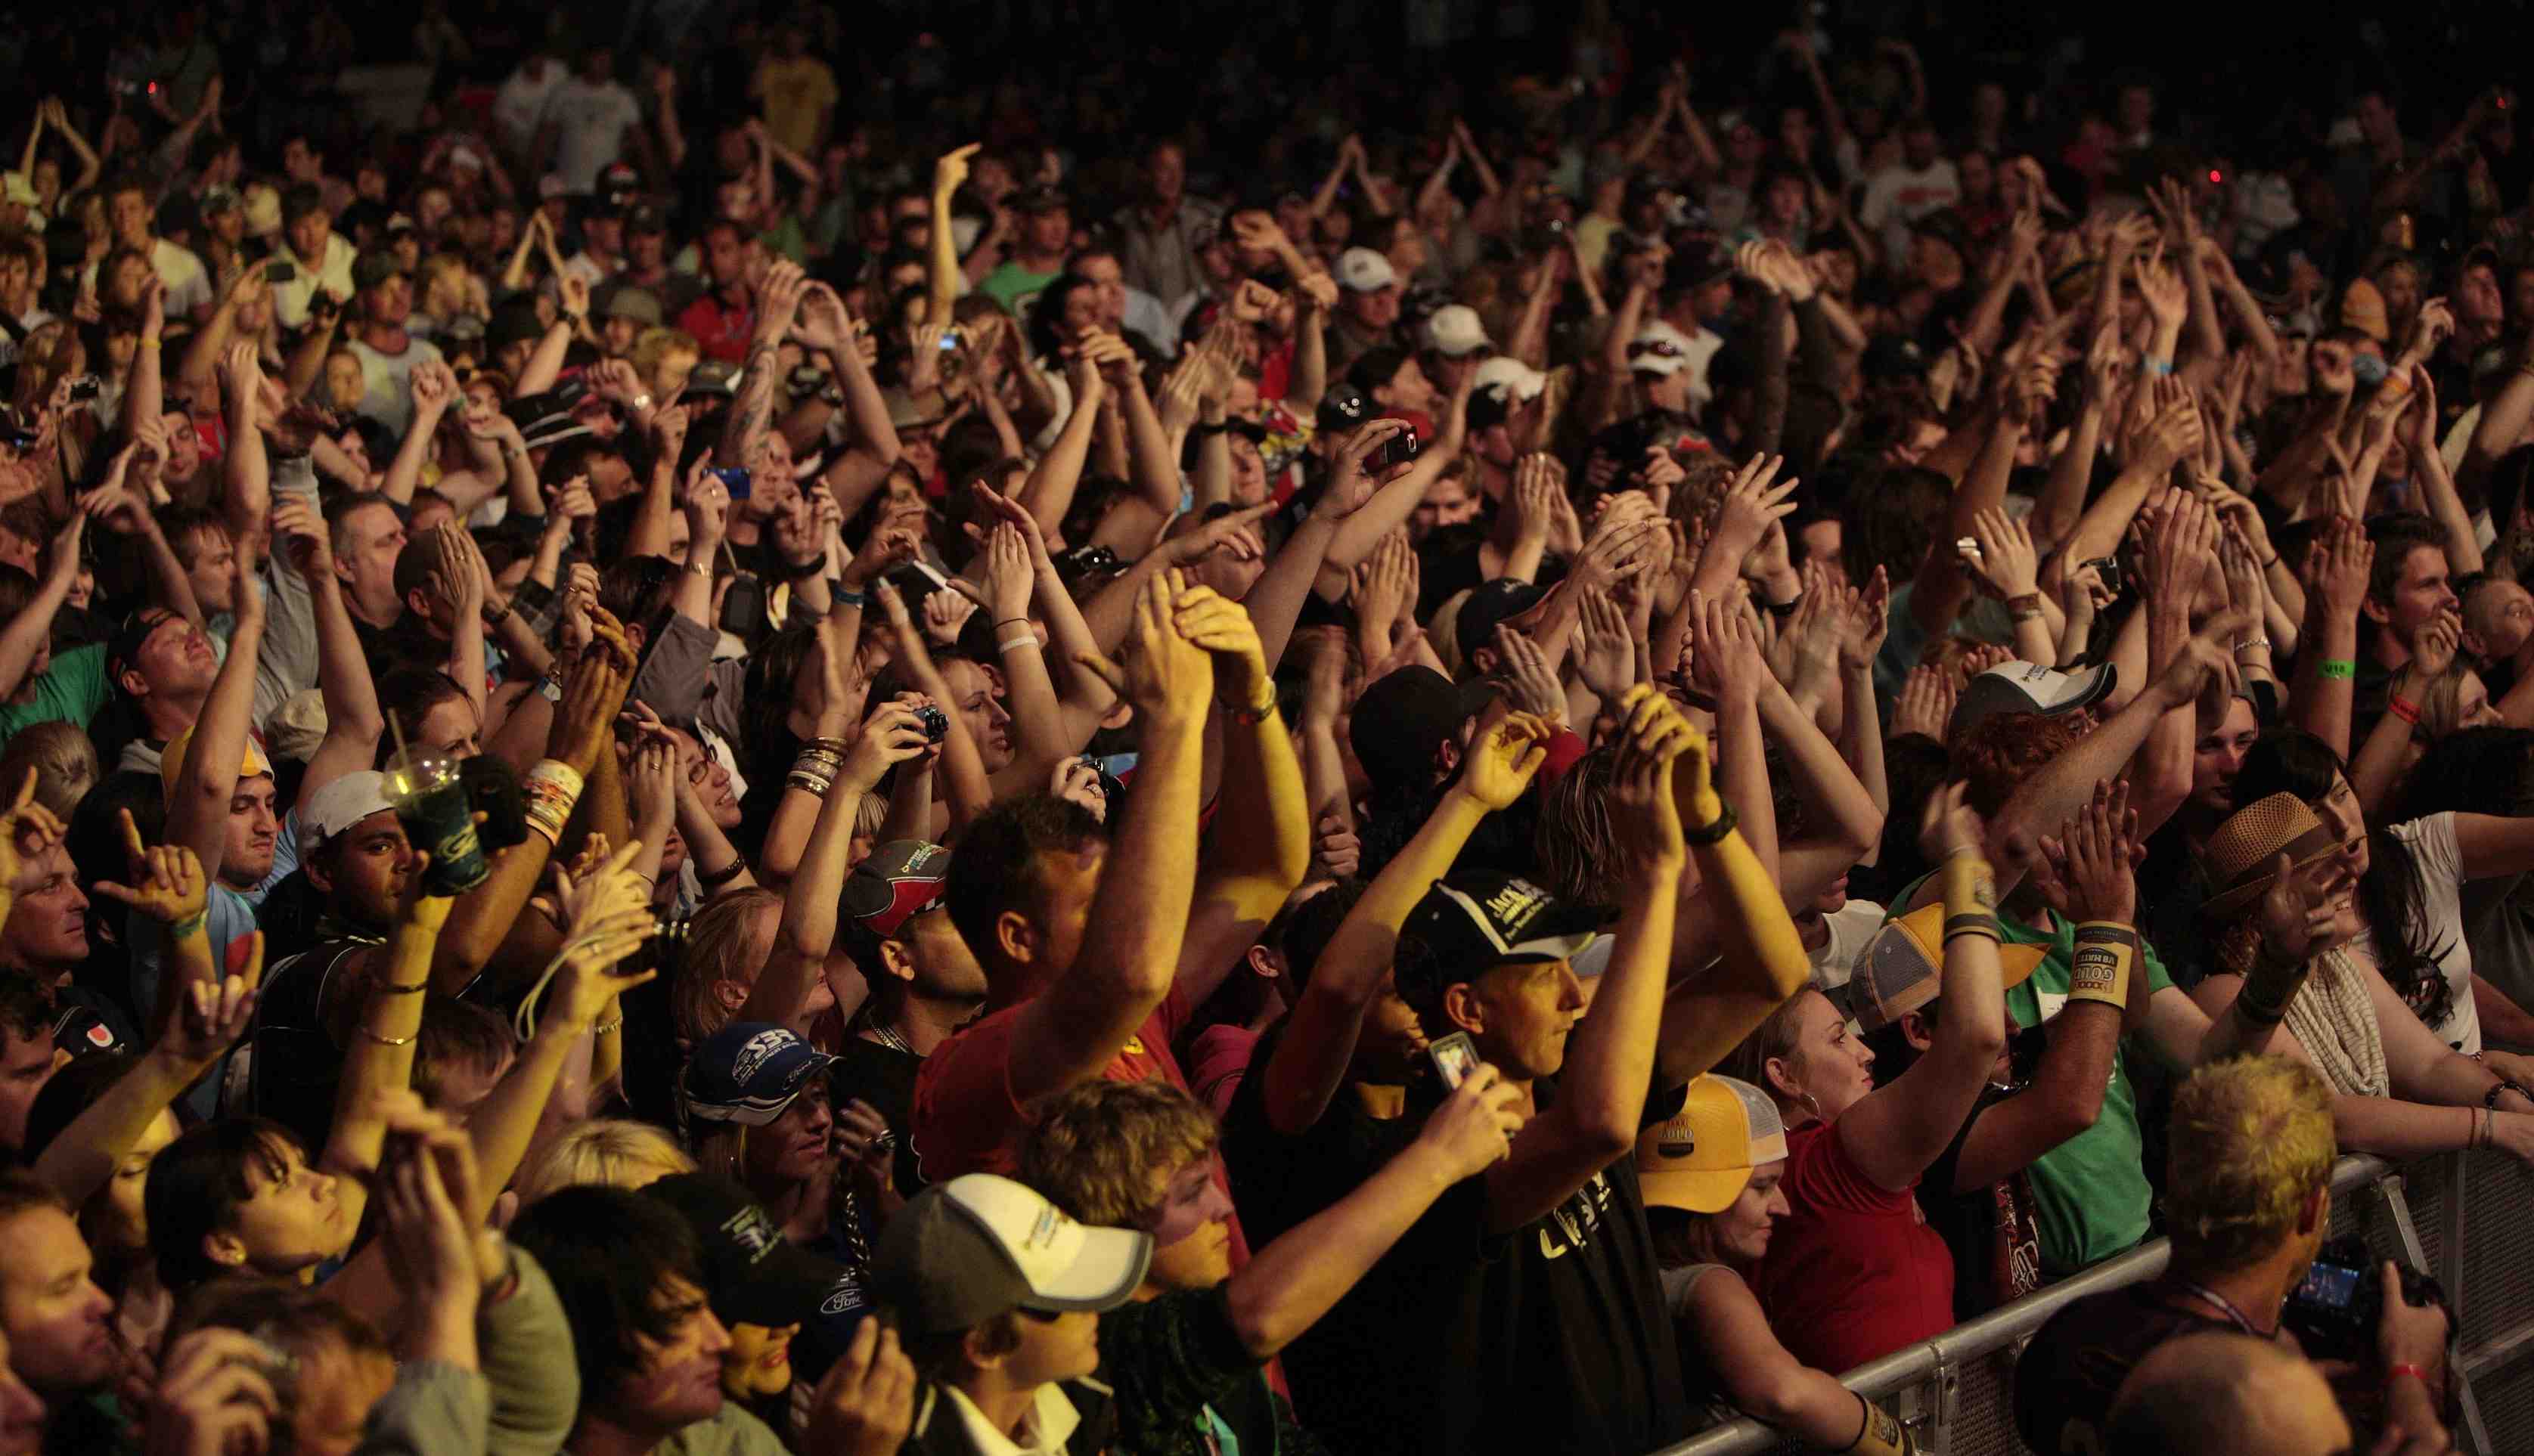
left=2201, top=792, right=2347, bottom=920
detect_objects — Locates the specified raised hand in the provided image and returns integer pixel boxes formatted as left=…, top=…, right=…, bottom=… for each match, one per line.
left=1895, top=668, right=1966, bottom=744
left=1077, top=571, right=1214, bottom=727
left=1490, top=625, right=1565, bottom=721
left=1706, top=453, right=1800, bottom=566
left=1917, top=779, right=1985, bottom=864
left=1415, top=1061, right=1526, bottom=1178
left=2030, top=779, right=2140, bottom=925
left=2254, top=847, right=2356, bottom=968
left=91, top=807, right=208, bottom=926
left=1608, top=685, right=1694, bottom=868
left=0, top=769, right=67, bottom=895
left=805, top=1315, right=917, bottom=1456
left=1966, top=507, right=2041, bottom=600
left=1172, top=584, right=1270, bottom=708
left=1840, top=565, right=1892, bottom=673
left=1457, top=711, right=1555, bottom=809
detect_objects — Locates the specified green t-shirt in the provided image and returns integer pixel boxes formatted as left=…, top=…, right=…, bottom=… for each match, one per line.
left=979, top=262, right=1062, bottom=319
left=0, top=642, right=110, bottom=744
left=1891, top=874, right=2174, bottom=1275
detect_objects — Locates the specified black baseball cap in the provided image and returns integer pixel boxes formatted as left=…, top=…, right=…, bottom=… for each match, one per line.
left=1348, top=665, right=1487, bottom=789
left=1315, top=379, right=1370, bottom=435
left=1453, top=578, right=1546, bottom=664
left=1398, top=870, right=1606, bottom=996
left=838, top=840, right=951, bottom=967
left=645, top=1174, right=854, bottom=1327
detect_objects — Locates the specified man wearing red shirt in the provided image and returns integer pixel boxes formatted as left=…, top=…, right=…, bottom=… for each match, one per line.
left=910, top=574, right=1309, bottom=1264
left=675, top=219, right=757, bottom=364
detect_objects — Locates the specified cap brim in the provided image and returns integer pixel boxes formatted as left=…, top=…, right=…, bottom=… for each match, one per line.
left=1014, top=1225, right=1152, bottom=1313
left=1637, top=1166, right=1755, bottom=1215
left=716, top=1244, right=854, bottom=1327
left=1949, top=662, right=2116, bottom=738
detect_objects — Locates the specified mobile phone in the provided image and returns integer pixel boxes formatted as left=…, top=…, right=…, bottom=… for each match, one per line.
left=1369, top=426, right=1421, bottom=473
left=718, top=572, right=766, bottom=635
left=265, top=260, right=297, bottom=283
left=711, top=466, right=752, bottom=501
left=1427, top=1031, right=1479, bottom=1090
left=65, top=374, right=100, bottom=403
left=937, top=327, right=963, bottom=352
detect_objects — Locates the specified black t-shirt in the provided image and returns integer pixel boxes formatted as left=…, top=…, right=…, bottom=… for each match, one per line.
left=2012, top=1278, right=2244, bottom=1455
left=1223, top=1020, right=1691, bottom=1456
left=1918, top=1083, right=2044, bottom=1323
left=829, top=1034, right=926, bottom=1197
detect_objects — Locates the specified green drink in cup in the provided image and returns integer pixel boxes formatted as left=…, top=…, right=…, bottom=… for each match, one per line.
left=383, top=745, right=490, bottom=895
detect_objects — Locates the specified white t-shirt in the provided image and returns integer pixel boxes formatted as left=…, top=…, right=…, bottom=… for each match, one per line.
left=2366, top=813, right=2482, bottom=1054
left=1858, top=159, right=1962, bottom=262
left=1808, top=898, right=1887, bottom=996
left=85, top=240, right=212, bottom=318
left=347, top=333, right=444, bottom=437
left=538, top=79, right=641, bottom=193
left=494, top=62, right=566, bottom=156
left=271, top=232, right=358, bottom=329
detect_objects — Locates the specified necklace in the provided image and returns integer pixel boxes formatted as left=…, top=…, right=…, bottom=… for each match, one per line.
left=864, top=1020, right=913, bottom=1055
left=2176, top=1279, right=2272, bottom=1337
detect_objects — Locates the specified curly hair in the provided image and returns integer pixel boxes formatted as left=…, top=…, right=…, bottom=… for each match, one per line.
left=1945, top=710, right=2092, bottom=819
left=1018, top=1079, right=1217, bottom=1228
left=2165, top=1056, right=2335, bottom=1274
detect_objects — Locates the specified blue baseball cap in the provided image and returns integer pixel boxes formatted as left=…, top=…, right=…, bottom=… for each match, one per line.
left=680, top=1022, right=836, bottom=1129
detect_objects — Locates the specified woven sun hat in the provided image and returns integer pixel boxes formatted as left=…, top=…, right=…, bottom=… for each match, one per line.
left=2201, top=792, right=2346, bottom=921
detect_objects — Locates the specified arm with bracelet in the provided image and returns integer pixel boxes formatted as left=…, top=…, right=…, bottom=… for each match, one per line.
left=432, top=633, right=631, bottom=995
left=1683, top=1244, right=1928, bottom=1455
left=1836, top=785, right=2011, bottom=1193
left=1949, top=782, right=2139, bottom=1190
left=323, top=885, right=454, bottom=1241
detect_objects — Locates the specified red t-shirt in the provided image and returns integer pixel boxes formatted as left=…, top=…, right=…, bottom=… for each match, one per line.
left=1751, top=1120, right=1954, bottom=1374
left=910, top=987, right=1253, bottom=1266
left=677, top=293, right=755, bottom=364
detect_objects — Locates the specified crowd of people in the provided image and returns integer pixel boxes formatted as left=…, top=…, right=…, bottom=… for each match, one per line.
left=0, top=3, right=2529, bottom=1454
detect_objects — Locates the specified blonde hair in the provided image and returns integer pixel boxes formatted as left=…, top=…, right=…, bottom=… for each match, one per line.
left=2166, top=1056, right=2337, bottom=1273
left=0, top=721, right=98, bottom=819
left=673, top=888, right=780, bottom=1046
left=633, top=326, right=700, bottom=376
left=1019, top=1080, right=1217, bottom=1227
left=515, top=1119, right=696, bottom=1207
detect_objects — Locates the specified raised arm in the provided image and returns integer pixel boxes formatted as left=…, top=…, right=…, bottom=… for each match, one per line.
left=1004, top=573, right=1211, bottom=1111
left=1164, top=590, right=1312, bottom=1007
left=163, top=567, right=266, bottom=884
left=272, top=496, right=383, bottom=810
left=1224, top=1064, right=1523, bottom=1355
left=1264, top=714, right=1548, bottom=1134
left=0, top=514, right=82, bottom=704
left=715, top=261, right=806, bottom=466
left=926, top=145, right=975, bottom=329
left=1486, top=689, right=1689, bottom=1231
left=1835, top=785, right=2008, bottom=1191
left=2286, top=516, right=2373, bottom=761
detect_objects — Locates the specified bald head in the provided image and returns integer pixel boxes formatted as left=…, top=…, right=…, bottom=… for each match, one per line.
left=2105, top=1332, right=2352, bottom=1455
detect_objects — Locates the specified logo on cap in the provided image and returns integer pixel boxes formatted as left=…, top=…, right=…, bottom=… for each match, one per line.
left=721, top=1206, right=781, bottom=1262
left=730, top=1028, right=789, bottom=1085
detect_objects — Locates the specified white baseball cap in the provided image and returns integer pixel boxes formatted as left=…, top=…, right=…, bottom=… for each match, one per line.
left=1424, top=304, right=1490, bottom=358
left=1472, top=355, right=1547, bottom=401
left=1629, top=320, right=1698, bottom=378
left=873, top=1173, right=1154, bottom=1334
left=300, top=770, right=400, bottom=860
left=1337, top=247, right=1399, bottom=293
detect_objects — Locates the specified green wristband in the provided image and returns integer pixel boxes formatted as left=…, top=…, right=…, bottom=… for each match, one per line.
left=169, top=912, right=206, bottom=941
left=2318, top=658, right=2356, bottom=681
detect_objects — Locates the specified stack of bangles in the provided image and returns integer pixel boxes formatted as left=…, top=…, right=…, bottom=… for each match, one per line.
left=520, top=761, right=585, bottom=845
left=788, top=736, right=851, bottom=798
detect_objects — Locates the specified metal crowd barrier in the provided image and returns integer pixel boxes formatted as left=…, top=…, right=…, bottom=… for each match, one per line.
left=1651, top=1149, right=2534, bottom=1455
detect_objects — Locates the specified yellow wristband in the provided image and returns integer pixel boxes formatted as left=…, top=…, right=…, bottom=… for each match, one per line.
left=1940, top=850, right=1996, bottom=920
left=2069, top=922, right=2136, bottom=1008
